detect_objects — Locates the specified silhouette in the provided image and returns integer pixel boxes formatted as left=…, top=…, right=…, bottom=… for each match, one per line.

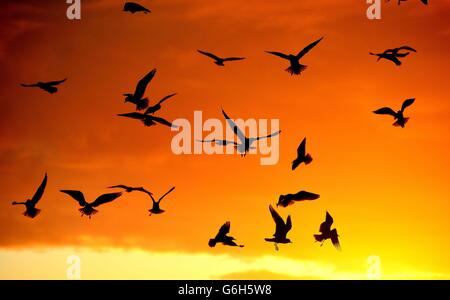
left=265, top=205, right=292, bottom=251
left=148, top=187, right=175, bottom=216
left=197, top=50, right=245, bottom=66
left=292, top=137, right=313, bottom=170
left=21, top=79, right=67, bottom=94
left=277, top=190, right=320, bottom=208
left=209, top=221, right=244, bottom=248
left=370, top=46, right=417, bottom=66
left=118, top=112, right=178, bottom=128
left=144, top=93, right=177, bottom=115
left=373, top=98, right=415, bottom=128
left=388, top=0, right=428, bottom=5
left=314, top=211, right=341, bottom=251
left=108, top=185, right=152, bottom=196
left=123, top=2, right=151, bottom=13
left=266, top=37, right=323, bottom=75
left=60, top=190, right=122, bottom=218
left=123, top=69, right=156, bottom=110
left=11, top=173, right=47, bottom=218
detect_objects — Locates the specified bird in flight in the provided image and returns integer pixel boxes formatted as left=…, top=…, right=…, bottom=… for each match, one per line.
left=209, top=221, right=244, bottom=248
left=20, top=79, right=67, bottom=94
left=148, top=187, right=175, bottom=216
left=373, top=98, right=415, bottom=128
left=292, top=137, right=313, bottom=170
left=370, top=46, right=417, bottom=66
left=266, top=37, right=323, bottom=75
left=197, top=50, right=245, bottom=67
left=388, top=0, right=428, bottom=5
left=143, top=93, right=177, bottom=115
left=277, top=190, right=320, bottom=208
left=123, top=2, right=151, bottom=14
left=108, top=185, right=152, bottom=196
left=123, top=69, right=156, bottom=111
left=11, top=173, right=47, bottom=219
left=314, top=211, right=341, bottom=251
left=265, top=205, right=292, bottom=251
left=60, top=190, right=122, bottom=218
left=118, top=112, right=178, bottom=128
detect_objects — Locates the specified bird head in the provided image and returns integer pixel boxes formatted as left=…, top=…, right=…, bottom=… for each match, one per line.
left=123, top=94, right=133, bottom=102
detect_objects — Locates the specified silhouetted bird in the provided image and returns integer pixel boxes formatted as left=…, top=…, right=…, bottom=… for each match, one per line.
left=144, top=93, right=177, bottom=115
left=266, top=37, right=323, bottom=75
left=21, top=79, right=67, bottom=94
left=108, top=185, right=152, bottom=196
left=370, top=46, right=417, bottom=66
left=209, top=221, right=244, bottom=248
left=123, top=69, right=156, bottom=110
left=11, top=173, right=47, bottom=218
left=118, top=112, right=178, bottom=128
left=148, top=187, right=175, bottom=216
left=60, top=190, right=122, bottom=218
left=314, top=211, right=341, bottom=251
left=292, top=137, right=313, bottom=170
left=197, top=50, right=245, bottom=66
left=123, top=2, right=151, bottom=14
left=265, top=205, right=292, bottom=251
left=277, top=190, right=320, bottom=208
left=373, top=98, right=415, bottom=128
left=388, top=0, right=428, bottom=5
left=201, top=109, right=280, bottom=157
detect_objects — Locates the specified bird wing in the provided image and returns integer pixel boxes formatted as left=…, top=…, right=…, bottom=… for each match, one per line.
left=46, top=78, right=67, bottom=86
left=285, top=215, right=292, bottom=233
left=134, top=69, right=156, bottom=99
left=30, top=173, right=47, bottom=205
left=117, top=112, right=145, bottom=120
left=401, top=98, right=415, bottom=112
left=150, top=116, right=176, bottom=128
left=325, top=211, right=334, bottom=226
left=60, top=190, right=88, bottom=207
left=294, top=190, right=320, bottom=201
left=297, top=138, right=307, bottom=158
left=134, top=187, right=153, bottom=196
left=265, top=51, right=290, bottom=60
left=91, top=192, right=122, bottom=207
left=157, top=93, right=177, bottom=105
left=196, top=139, right=238, bottom=146
left=158, top=186, right=175, bottom=203
left=20, top=83, right=38, bottom=87
left=373, top=107, right=397, bottom=117
left=269, top=205, right=286, bottom=236
left=197, top=50, right=221, bottom=61
left=296, top=37, right=324, bottom=59
left=255, top=130, right=281, bottom=141
left=331, top=229, right=341, bottom=251
left=394, top=52, right=410, bottom=58
left=397, top=46, right=417, bottom=53
left=222, top=57, right=245, bottom=62
left=108, top=185, right=129, bottom=190
left=217, top=221, right=231, bottom=239
left=319, top=211, right=333, bottom=233
left=222, top=109, right=246, bottom=143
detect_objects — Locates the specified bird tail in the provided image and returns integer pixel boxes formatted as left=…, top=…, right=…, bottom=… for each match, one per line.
left=314, top=234, right=325, bottom=242
left=79, top=207, right=98, bottom=217
left=304, top=154, right=313, bottom=165
left=393, top=118, right=409, bottom=128
left=286, top=64, right=307, bottom=75
left=24, top=208, right=41, bottom=219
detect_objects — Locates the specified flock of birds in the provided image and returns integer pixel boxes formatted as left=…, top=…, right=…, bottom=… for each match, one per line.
left=12, top=1, right=426, bottom=252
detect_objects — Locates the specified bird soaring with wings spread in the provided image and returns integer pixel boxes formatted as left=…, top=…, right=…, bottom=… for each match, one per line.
left=144, top=93, right=177, bottom=115
left=118, top=112, right=177, bottom=128
left=292, top=137, right=313, bottom=170
left=277, top=190, right=320, bottom=208
left=209, top=221, right=244, bottom=248
left=314, top=211, right=341, bottom=251
left=265, top=205, right=292, bottom=251
left=197, top=50, right=245, bottom=66
left=370, top=46, right=417, bottom=66
left=266, top=37, right=323, bottom=75
left=11, top=173, right=47, bottom=218
left=373, top=98, right=415, bottom=128
left=60, top=190, right=122, bottom=218
left=148, top=187, right=175, bottom=216
left=21, top=79, right=67, bottom=94
left=388, top=0, right=428, bottom=5
left=123, top=69, right=156, bottom=110
left=123, top=2, right=151, bottom=14
left=108, top=185, right=152, bottom=196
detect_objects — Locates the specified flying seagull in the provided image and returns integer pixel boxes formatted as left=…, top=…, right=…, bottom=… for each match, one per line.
left=265, top=205, right=292, bottom=251
left=144, top=93, right=177, bottom=115
left=123, top=2, right=151, bottom=14
left=197, top=50, right=245, bottom=66
left=277, top=190, right=320, bottom=208
left=20, top=79, right=67, bottom=94
left=118, top=112, right=178, bottom=128
left=209, top=221, right=244, bottom=248
left=123, top=69, right=156, bottom=111
left=373, top=98, right=415, bottom=128
left=388, top=0, right=428, bottom=5
left=11, top=173, right=47, bottom=218
left=108, top=185, right=152, bottom=196
left=198, top=109, right=280, bottom=156
left=148, top=187, right=175, bottom=216
left=314, top=211, right=341, bottom=251
left=292, top=137, right=313, bottom=170
left=370, top=46, right=417, bottom=66
left=266, top=37, right=323, bottom=75
left=60, top=190, right=122, bottom=218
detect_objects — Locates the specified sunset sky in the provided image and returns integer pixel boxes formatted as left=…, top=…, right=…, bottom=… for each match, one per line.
left=0, top=0, right=449, bottom=279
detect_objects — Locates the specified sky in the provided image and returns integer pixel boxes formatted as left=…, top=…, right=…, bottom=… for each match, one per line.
left=0, top=0, right=449, bottom=279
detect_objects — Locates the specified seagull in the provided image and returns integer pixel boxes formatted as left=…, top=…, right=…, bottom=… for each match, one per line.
left=118, top=112, right=178, bottom=128
left=108, top=185, right=152, bottom=196
left=123, top=69, right=156, bottom=111
left=202, top=109, right=280, bottom=157
left=373, top=98, right=415, bottom=128
left=144, top=93, right=177, bottom=115
left=292, top=137, right=313, bottom=170
left=370, top=46, right=417, bottom=66
left=265, top=205, right=292, bottom=251
left=60, top=190, right=122, bottom=218
left=209, top=221, right=244, bottom=248
left=277, top=190, right=320, bottom=208
left=20, top=79, right=67, bottom=94
left=314, top=211, right=341, bottom=251
left=197, top=50, right=245, bottom=66
left=11, top=173, right=47, bottom=218
left=148, top=187, right=175, bottom=216
left=266, top=37, right=323, bottom=75
left=123, top=2, right=151, bottom=14
left=388, top=0, right=428, bottom=5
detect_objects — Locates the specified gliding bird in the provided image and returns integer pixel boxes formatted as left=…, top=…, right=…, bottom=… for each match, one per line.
left=11, top=173, right=47, bottom=218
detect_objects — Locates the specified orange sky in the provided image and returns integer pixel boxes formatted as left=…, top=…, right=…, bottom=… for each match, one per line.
left=0, top=0, right=449, bottom=279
